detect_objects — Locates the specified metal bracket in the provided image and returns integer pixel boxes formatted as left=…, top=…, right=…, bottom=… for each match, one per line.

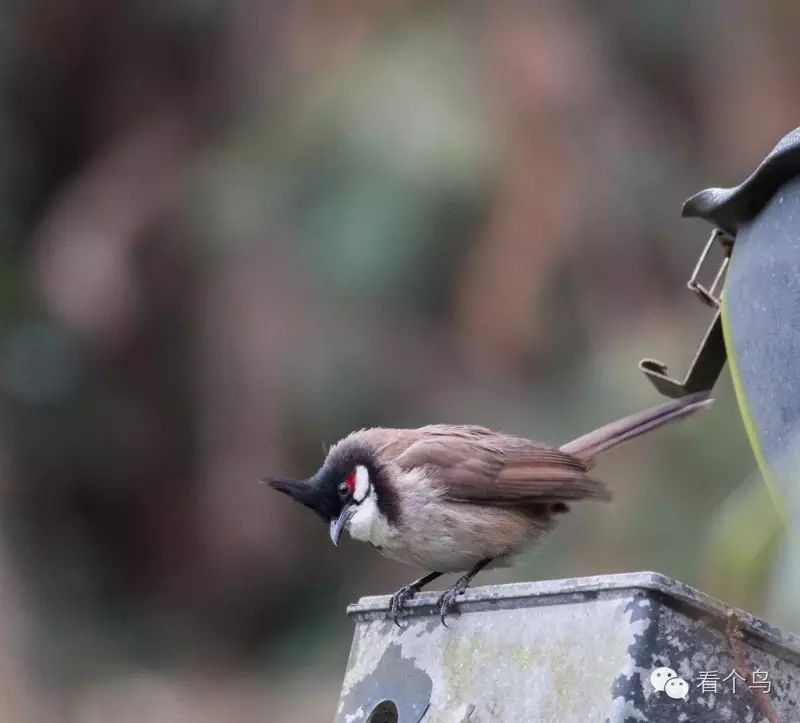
left=640, top=229, right=734, bottom=398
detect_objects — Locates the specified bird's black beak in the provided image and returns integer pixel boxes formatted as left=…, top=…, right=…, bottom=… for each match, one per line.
left=329, top=501, right=354, bottom=546
left=264, top=474, right=349, bottom=541
left=264, top=477, right=321, bottom=513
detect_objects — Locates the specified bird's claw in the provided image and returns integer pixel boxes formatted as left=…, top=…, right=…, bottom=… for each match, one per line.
left=389, top=584, right=419, bottom=628
left=437, top=581, right=467, bottom=627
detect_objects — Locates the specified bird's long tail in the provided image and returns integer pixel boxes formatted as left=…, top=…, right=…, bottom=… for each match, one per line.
left=560, top=392, right=712, bottom=464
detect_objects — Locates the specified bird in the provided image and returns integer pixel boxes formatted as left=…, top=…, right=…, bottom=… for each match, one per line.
left=265, top=392, right=711, bottom=626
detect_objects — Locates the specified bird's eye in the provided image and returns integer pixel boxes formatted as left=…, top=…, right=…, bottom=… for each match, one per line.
left=337, top=481, right=350, bottom=499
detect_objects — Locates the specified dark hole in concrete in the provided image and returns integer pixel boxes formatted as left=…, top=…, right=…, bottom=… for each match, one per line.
left=367, top=699, right=399, bottom=723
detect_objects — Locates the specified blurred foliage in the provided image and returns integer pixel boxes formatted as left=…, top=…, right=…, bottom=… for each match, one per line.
left=703, top=476, right=783, bottom=614
left=0, top=0, right=799, bottom=720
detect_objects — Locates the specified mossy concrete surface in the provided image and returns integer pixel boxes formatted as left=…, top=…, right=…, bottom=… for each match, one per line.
left=335, top=572, right=800, bottom=722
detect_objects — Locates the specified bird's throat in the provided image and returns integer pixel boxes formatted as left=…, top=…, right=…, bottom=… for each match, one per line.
left=347, top=496, right=395, bottom=547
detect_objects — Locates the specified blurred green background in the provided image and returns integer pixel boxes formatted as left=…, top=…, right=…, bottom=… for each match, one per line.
left=0, top=1, right=798, bottom=720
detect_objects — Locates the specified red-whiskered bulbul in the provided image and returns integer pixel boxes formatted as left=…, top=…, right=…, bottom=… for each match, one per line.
left=265, top=392, right=711, bottom=625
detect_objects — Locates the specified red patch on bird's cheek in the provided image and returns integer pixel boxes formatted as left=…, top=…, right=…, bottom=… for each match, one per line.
left=346, top=471, right=356, bottom=494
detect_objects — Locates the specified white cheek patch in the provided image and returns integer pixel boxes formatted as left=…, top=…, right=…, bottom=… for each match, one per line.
left=353, top=464, right=370, bottom=502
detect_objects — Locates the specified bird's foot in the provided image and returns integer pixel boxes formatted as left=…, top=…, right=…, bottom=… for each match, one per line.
left=436, top=577, right=471, bottom=627
left=389, top=583, right=420, bottom=628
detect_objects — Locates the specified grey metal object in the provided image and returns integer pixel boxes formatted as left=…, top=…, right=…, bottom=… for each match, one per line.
left=682, top=126, right=800, bottom=519
left=641, top=126, right=800, bottom=403
left=683, top=126, right=800, bottom=235
left=639, top=229, right=733, bottom=399
left=335, top=572, right=800, bottom=722
left=721, top=175, right=800, bottom=465
left=639, top=309, right=726, bottom=399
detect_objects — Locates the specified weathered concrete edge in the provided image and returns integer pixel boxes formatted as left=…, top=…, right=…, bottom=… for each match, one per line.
left=346, top=571, right=800, bottom=661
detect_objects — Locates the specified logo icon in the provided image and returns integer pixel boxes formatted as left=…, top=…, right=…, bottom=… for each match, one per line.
left=664, top=677, right=689, bottom=699
left=649, top=666, right=689, bottom=700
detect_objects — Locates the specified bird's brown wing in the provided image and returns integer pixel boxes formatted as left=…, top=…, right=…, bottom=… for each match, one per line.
left=393, top=431, right=610, bottom=505
left=353, top=424, right=497, bottom=461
